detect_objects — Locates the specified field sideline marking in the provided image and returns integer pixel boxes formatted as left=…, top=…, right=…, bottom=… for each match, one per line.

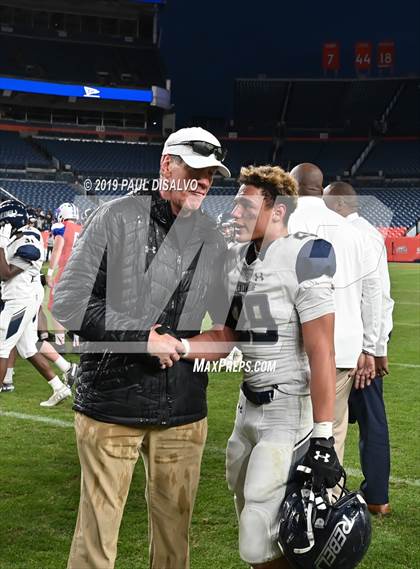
left=344, top=467, right=420, bottom=488
left=0, top=411, right=73, bottom=428
left=1, top=412, right=419, bottom=488
left=390, top=363, right=420, bottom=368
left=393, top=322, right=420, bottom=327
left=204, top=446, right=420, bottom=488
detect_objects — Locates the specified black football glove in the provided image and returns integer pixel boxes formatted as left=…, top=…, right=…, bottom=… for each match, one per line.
left=299, top=437, right=343, bottom=492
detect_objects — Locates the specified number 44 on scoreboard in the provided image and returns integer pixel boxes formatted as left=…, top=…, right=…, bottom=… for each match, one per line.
left=355, top=42, right=372, bottom=71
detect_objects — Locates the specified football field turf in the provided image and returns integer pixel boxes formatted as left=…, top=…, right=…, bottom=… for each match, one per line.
left=0, top=263, right=419, bottom=568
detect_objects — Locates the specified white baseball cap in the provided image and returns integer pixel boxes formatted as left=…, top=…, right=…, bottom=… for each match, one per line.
left=162, top=127, right=231, bottom=178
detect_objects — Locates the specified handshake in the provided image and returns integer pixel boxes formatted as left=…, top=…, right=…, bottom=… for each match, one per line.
left=147, top=325, right=190, bottom=369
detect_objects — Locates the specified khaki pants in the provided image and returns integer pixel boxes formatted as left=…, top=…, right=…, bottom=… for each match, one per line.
left=334, top=368, right=354, bottom=465
left=67, top=412, right=208, bottom=569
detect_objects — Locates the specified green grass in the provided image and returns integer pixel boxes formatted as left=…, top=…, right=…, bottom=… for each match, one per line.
left=0, top=263, right=419, bottom=568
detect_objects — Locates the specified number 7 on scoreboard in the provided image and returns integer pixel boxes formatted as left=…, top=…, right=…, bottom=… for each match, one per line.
left=322, top=43, right=340, bottom=72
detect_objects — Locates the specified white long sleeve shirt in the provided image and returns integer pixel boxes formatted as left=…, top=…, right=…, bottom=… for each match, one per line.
left=288, top=197, right=382, bottom=367
left=347, top=212, right=394, bottom=356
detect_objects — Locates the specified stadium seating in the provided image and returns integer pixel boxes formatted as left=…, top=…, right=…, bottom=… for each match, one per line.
left=337, top=80, right=401, bottom=130
left=0, top=130, right=416, bottom=233
left=285, top=81, right=348, bottom=129
left=203, top=186, right=420, bottom=230
left=279, top=140, right=365, bottom=176
left=357, top=187, right=420, bottom=228
left=388, top=82, right=420, bottom=135
left=224, top=140, right=275, bottom=175
left=202, top=187, right=236, bottom=221
left=234, top=80, right=288, bottom=135
left=0, top=179, right=76, bottom=211
left=0, top=174, right=417, bottom=233
left=377, top=227, right=407, bottom=238
left=40, top=137, right=366, bottom=179
left=0, top=131, right=51, bottom=169
left=235, top=78, right=408, bottom=135
left=37, top=138, right=162, bottom=176
left=359, top=140, right=420, bottom=177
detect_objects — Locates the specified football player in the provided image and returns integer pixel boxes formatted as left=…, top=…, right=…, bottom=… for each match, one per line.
left=157, top=166, right=342, bottom=569
left=224, top=166, right=341, bottom=568
left=47, top=202, right=82, bottom=347
left=28, top=207, right=78, bottom=387
left=0, top=200, right=71, bottom=406
left=2, top=289, right=79, bottom=392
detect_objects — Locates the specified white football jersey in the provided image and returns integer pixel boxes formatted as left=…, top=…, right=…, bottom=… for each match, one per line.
left=1, top=226, right=44, bottom=300
left=225, top=233, right=336, bottom=395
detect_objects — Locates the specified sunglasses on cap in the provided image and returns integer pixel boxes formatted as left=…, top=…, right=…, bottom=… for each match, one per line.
left=168, top=140, right=227, bottom=162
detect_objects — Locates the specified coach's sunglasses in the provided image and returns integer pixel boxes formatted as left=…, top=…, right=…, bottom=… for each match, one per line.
left=169, top=140, right=227, bottom=162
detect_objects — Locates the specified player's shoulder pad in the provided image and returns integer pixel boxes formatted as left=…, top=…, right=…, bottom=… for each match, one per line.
left=15, top=244, right=41, bottom=262
left=51, top=222, right=65, bottom=237
left=295, top=238, right=336, bottom=284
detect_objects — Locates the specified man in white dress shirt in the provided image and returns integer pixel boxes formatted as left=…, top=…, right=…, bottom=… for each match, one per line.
left=288, top=163, right=382, bottom=466
left=323, top=181, right=393, bottom=516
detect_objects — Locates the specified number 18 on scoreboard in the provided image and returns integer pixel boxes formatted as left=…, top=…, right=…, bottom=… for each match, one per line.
left=377, top=41, right=395, bottom=69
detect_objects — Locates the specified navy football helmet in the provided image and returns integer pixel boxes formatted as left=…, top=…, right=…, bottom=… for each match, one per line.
left=278, top=472, right=371, bottom=569
left=0, top=200, right=28, bottom=231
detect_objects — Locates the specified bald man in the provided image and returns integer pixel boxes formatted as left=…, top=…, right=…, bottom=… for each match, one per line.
left=324, top=181, right=393, bottom=515
left=288, top=164, right=382, bottom=471
left=288, top=162, right=324, bottom=197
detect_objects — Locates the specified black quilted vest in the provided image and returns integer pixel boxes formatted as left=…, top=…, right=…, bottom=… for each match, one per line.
left=53, top=191, right=226, bottom=427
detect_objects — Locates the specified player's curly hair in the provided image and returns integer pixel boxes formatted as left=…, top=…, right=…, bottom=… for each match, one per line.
left=239, top=165, right=298, bottom=222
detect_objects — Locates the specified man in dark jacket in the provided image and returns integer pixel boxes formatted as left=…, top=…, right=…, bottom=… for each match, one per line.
left=53, top=127, right=231, bottom=569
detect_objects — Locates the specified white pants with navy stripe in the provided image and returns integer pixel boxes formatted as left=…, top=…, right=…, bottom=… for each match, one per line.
left=226, top=388, right=313, bottom=565
left=0, top=291, right=42, bottom=359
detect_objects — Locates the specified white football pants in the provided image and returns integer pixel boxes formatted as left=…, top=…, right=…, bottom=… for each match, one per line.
left=226, top=388, right=312, bottom=564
